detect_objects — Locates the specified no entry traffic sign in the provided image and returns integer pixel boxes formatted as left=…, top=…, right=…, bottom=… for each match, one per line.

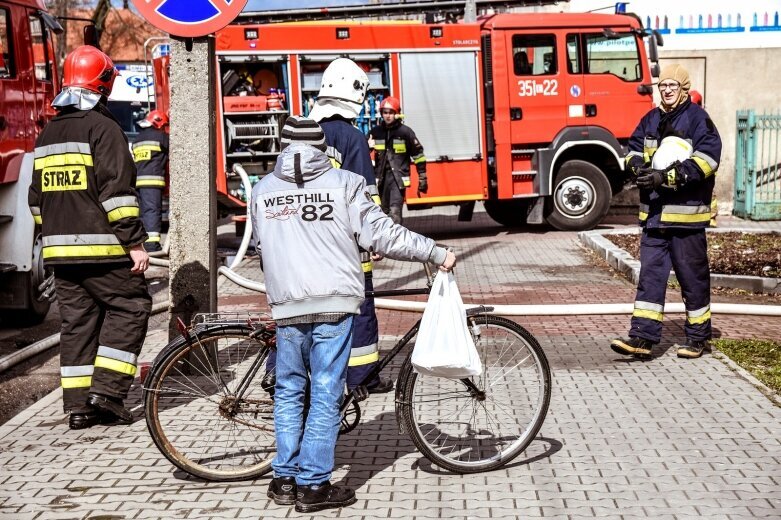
left=132, top=0, right=248, bottom=38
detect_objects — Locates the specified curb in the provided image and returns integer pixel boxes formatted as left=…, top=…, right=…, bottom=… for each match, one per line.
left=712, top=350, right=781, bottom=407
left=579, top=227, right=781, bottom=293
left=0, top=387, right=62, bottom=442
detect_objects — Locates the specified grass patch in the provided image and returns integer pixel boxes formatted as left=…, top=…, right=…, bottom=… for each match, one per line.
left=713, top=338, right=781, bottom=393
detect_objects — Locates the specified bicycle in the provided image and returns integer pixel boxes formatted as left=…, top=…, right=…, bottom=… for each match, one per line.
left=143, top=266, right=552, bottom=481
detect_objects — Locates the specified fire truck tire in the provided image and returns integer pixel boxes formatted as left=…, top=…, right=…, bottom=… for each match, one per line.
left=544, top=160, right=611, bottom=231
left=483, top=199, right=530, bottom=227
left=2, top=234, right=51, bottom=326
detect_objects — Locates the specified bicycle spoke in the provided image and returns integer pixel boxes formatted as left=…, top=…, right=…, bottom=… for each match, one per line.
left=146, top=330, right=276, bottom=480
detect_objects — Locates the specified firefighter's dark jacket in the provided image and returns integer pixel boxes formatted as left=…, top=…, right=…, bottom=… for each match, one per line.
left=28, top=105, right=147, bottom=265
left=625, top=98, right=721, bottom=229
left=132, top=127, right=169, bottom=188
left=369, top=120, right=427, bottom=190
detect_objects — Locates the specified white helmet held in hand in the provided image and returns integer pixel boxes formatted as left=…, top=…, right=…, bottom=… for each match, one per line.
left=652, top=136, right=693, bottom=171
left=317, top=58, right=369, bottom=105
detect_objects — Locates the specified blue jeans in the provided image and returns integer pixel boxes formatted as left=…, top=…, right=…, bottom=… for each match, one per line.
left=272, top=316, right=353, bottom=485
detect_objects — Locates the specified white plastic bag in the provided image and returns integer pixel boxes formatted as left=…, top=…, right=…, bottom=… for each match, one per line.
left=411, top=271, right=483, bottom=379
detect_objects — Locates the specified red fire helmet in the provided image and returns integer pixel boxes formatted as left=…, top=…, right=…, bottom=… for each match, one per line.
left=689, top=89, right=703, bottom=106
left=145, top=109, right=169, bottom=129
left=379, top=96, right=401, bottom=113
left=62, top=45, right=118, bottom=97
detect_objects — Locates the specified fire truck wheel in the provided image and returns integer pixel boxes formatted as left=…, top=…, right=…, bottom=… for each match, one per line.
left=8, top=234, right=52, bottom=326
left=545, top=160, right=611, bottom=231
left=483, top=199, right=530, bottom=227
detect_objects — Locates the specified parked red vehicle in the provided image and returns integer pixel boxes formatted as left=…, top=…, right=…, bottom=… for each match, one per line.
left=0, top=0, right=63, bottom=322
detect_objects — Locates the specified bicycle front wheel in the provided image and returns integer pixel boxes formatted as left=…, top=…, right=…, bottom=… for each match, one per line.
left=398, top=315, right=551, bottom=473
left=144, top=325, right=276, bottom=481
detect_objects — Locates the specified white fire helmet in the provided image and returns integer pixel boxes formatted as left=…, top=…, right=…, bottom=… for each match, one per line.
left=317, top=58, right=369, bottom=105
left=652, top=136, right=693, bottom=170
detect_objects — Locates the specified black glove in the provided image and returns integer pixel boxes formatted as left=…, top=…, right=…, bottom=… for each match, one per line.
left=417, top=178, right=428, bottom=195
left=636, top=168, right=665, bottom=190
left=628, top=156, right=645, bottom=176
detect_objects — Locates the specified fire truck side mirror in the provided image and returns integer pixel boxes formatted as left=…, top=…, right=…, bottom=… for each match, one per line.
left=38, top=11, right=63, bottom=35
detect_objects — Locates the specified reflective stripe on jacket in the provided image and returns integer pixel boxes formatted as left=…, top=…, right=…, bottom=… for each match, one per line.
left=28, top=105, right=146, bottom=265
left=627, top=99, right=722, bottom=229
left=132, top=127, right=169, bottom=188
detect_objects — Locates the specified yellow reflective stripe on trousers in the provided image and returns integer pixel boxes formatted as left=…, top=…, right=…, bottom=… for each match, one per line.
left=95, top=345, right=137, bottom=376
left=687, top=306, right=711, bottom=324
left=61, top=364, right=94, bottom=388
left=95, top=356, right=137, bottom=376
left=362, top=261, right=373, bottom=273
left=106, top=206, right=140, bottom=222
left=33, top=215, right=42, bottom=224
left=61, top=376, right=93, bottom=388
left=633, top=301, right=663, bottom=322
left=348, top=351, right=380, bottom=367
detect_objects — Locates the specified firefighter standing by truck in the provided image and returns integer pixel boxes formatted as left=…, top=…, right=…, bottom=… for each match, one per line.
left=132, top=110, right=170, bottom=252
left=610, top=64, right=721, bottom=360
left=368, top=97, right=427, bottom=225
left=28, top=45, right=152, bottom=429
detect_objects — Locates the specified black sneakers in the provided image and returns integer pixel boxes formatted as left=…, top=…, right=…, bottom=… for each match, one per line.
left=610, top=336, right=655, bottom=359
left=260, top=370, right=276, bottom=397
left=295, top=481, right=356, bottom=513
left=676, top=339, right=711, bottom=359
left=267, top=477, right=296, bottom=505
left=367, top=376, right=394, bottom=394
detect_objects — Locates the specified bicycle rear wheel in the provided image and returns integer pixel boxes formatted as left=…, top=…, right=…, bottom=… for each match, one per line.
left=144, top=325, right=276, bottom=481
left=398, top=315, right=551, bottom=473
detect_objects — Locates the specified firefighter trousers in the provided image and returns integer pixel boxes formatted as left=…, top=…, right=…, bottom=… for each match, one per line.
left=629, top=228, right=711, bottom=344
left=54, top=263, right=152, bottom=414
left=380, top=179, right=404, bottom=225
left=138, top=187, right=162, bottom=251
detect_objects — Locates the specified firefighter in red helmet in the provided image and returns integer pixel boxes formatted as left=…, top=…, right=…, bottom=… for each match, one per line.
left=132, top=109, right=170, bottom=252
left=368, top=96, right=427, bottom=224
left=28, top=45, right=152, bottom=429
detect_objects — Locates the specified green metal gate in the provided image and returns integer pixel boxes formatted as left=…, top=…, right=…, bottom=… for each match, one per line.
left=734, top=110, right=781, bottom=220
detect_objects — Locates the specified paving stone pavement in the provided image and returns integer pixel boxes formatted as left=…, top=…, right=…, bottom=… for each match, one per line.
left=1, top=205, right=779, bottom=519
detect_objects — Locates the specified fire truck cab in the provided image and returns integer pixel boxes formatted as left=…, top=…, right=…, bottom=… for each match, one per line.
left=212, top=11, right=659, bottom=231
left=0, top=0, right=61, bottom=322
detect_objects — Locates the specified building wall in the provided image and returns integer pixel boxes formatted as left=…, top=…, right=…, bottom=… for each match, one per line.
left=658, top=48, right=781, bottom=210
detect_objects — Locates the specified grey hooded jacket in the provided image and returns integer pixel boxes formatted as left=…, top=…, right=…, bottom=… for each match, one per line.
left=251, top=143, right=447, bottom=321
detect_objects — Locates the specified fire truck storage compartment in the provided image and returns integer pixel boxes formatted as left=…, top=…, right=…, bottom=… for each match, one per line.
left=399, top=52, right=481, bottom=161
left=298, top=53, right=390, bottom=135
left=218, top=54, right=288, bottom=180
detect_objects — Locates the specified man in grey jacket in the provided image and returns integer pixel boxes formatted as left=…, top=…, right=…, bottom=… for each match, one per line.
left=251, top=117, right=455, bottom=513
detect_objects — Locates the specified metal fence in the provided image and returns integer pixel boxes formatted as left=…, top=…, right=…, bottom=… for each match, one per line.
left=734, top=110, right=781, bottom=220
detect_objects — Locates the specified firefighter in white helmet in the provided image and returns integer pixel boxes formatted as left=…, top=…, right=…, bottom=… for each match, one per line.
left=262, top=58, right=393, bottom=395
left=611, top=64, right=721, bottom=361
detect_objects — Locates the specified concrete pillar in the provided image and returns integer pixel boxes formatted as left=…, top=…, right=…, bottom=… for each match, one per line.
left=167, top=38, right=217, bottom=337
left=463, top=0, right=477, bottom=23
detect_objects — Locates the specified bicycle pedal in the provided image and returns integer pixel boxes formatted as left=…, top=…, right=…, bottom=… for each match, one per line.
left=353, top=386, right=369, bottom=402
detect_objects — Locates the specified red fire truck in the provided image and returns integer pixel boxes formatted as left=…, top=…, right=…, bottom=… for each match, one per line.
left=0, top=0, right=62, bottom=322
left=209, top=10, right=661, bottom=231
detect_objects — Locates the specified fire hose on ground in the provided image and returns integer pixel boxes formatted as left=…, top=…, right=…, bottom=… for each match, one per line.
left=2, top=165, right=779, bottom=375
